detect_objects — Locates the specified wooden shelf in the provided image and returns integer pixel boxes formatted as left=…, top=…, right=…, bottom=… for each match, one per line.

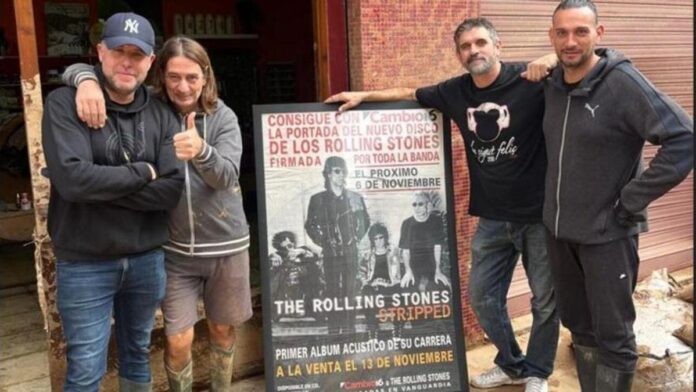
left=184, top=34, right=258, bottom=40
left=0, top=55, right=97, bottom=62
left=193, top=36, right=259, bottom=51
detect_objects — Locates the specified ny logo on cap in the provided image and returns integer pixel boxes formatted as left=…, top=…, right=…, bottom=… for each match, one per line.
left=124, top=18, right=139, bottom=34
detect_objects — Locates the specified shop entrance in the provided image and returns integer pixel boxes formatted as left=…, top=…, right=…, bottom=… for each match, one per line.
left=0, top=0, right=321, bottom=286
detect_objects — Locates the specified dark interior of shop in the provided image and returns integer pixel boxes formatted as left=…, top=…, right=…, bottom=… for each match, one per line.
left=0, top=0, right=318, bottom=289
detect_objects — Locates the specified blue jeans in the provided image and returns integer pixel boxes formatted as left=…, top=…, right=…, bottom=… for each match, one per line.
left=469, top=218, right=559, bottom=378
left=57, top=249, right=166, bottom=392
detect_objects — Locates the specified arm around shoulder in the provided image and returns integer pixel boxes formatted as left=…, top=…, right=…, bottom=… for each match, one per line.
left=41, top=90, right=154, bottom=202
left=61, top=63, right=97, bottom=86
left=521, top=53, right=558, bottom=81
left=61, top=63, right=105, bottom=128
left=324, top=88, right=417, bottom=113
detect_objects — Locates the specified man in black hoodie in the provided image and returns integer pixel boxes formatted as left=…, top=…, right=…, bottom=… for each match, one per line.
left=543, top=1, right=693, bottom=391
left=42, top=13, right=183, bottom=392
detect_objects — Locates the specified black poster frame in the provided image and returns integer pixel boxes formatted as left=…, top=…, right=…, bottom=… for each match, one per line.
left=253, top=101, right=469, bottom=392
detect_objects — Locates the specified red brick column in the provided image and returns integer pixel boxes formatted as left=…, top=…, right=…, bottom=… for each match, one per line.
left=346, top=0, right=484, bottom=344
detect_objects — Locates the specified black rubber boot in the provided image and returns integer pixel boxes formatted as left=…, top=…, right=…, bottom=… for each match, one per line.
left=573, top=344, right=598, bottom=392
left=596, top=364, right=634, bottom=392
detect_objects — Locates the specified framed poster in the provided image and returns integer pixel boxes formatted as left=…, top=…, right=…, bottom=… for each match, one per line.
left=254, top=102, right=469, bottom=392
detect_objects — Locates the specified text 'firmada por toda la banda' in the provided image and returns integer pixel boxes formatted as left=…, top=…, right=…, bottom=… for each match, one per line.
left=264, top=110, right=443, bottom=168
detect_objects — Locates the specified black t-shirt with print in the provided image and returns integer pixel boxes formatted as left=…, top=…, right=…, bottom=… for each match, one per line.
left=416, top=62, right=546, bottom=222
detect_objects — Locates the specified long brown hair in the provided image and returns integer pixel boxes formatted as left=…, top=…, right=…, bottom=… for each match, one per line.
left=153, top=36, right=218, bottom=114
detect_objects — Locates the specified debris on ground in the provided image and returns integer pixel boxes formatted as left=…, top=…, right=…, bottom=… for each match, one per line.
left=673, top=324, right=693, bottom=347
left=674, top=283, right=693, bottom=303
left=632, top=268, right=693, bottom=392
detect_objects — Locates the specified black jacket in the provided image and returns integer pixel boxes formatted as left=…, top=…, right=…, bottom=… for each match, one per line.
left=542, top=49, right=693, bottom=244
left=42, top=66, right=183, bottom=260
left=304, top=189, right=370, bottom=257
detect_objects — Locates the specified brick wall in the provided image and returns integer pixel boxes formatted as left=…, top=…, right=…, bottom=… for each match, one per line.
left=346, top=0, right=484, bottom=344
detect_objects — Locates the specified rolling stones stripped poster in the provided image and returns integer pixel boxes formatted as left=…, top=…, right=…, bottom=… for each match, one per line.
left=253, top=102, right=468, bottom=392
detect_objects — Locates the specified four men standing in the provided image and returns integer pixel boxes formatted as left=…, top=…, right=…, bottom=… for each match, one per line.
left=36, top=1, right=692, bottom=391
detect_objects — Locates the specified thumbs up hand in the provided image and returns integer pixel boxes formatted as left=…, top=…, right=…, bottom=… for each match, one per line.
left=173, top=112, right=204, bottom=161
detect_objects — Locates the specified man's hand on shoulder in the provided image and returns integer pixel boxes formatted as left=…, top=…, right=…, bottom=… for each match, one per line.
left=521, top=53, right=558, bottom=82
left=324, top=91, right=369, bottom=113
left=75, top=79, right=106, bottom=129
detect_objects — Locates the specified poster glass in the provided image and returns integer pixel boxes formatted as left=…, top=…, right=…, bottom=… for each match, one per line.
left=253, top=102, right=469, bottom=392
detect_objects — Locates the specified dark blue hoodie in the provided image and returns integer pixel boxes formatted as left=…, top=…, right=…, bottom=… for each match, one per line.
left=542, top=49, right=693, bottom=244
left=42, top=65, right=184, bottom=260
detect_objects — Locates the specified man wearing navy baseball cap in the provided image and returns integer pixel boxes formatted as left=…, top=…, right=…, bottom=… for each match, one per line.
left=102, top=12, right=155, bottom=55
left=95, top=12, right=156, bottom=103
left=42, top=11, right=183, bottom=392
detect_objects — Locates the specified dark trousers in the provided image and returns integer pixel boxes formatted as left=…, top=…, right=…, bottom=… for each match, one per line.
left=324, top=252, right=359, bottom=334
left=546, top=231, right=639, bottom=372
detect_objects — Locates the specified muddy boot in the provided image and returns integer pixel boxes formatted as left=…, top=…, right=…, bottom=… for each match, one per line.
left=210, top=344, right=235, bottom=392
left=119, top=377, right=152, bottom=392
left=596, top=364, right=634, bottom=392
left=574, top=344, right=598, bottom=392
left=166, top=360, right=193, bottom=392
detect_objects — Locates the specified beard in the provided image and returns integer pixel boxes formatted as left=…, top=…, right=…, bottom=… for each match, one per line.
left=466, top=55, right=497, bottom=75
left=103, top=74, right=140, bottom=98
left=559, top=48, right=593, bottom=69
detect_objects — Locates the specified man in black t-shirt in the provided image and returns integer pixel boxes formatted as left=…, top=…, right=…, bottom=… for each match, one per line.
left=325, top=18, right=558, bottom=392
